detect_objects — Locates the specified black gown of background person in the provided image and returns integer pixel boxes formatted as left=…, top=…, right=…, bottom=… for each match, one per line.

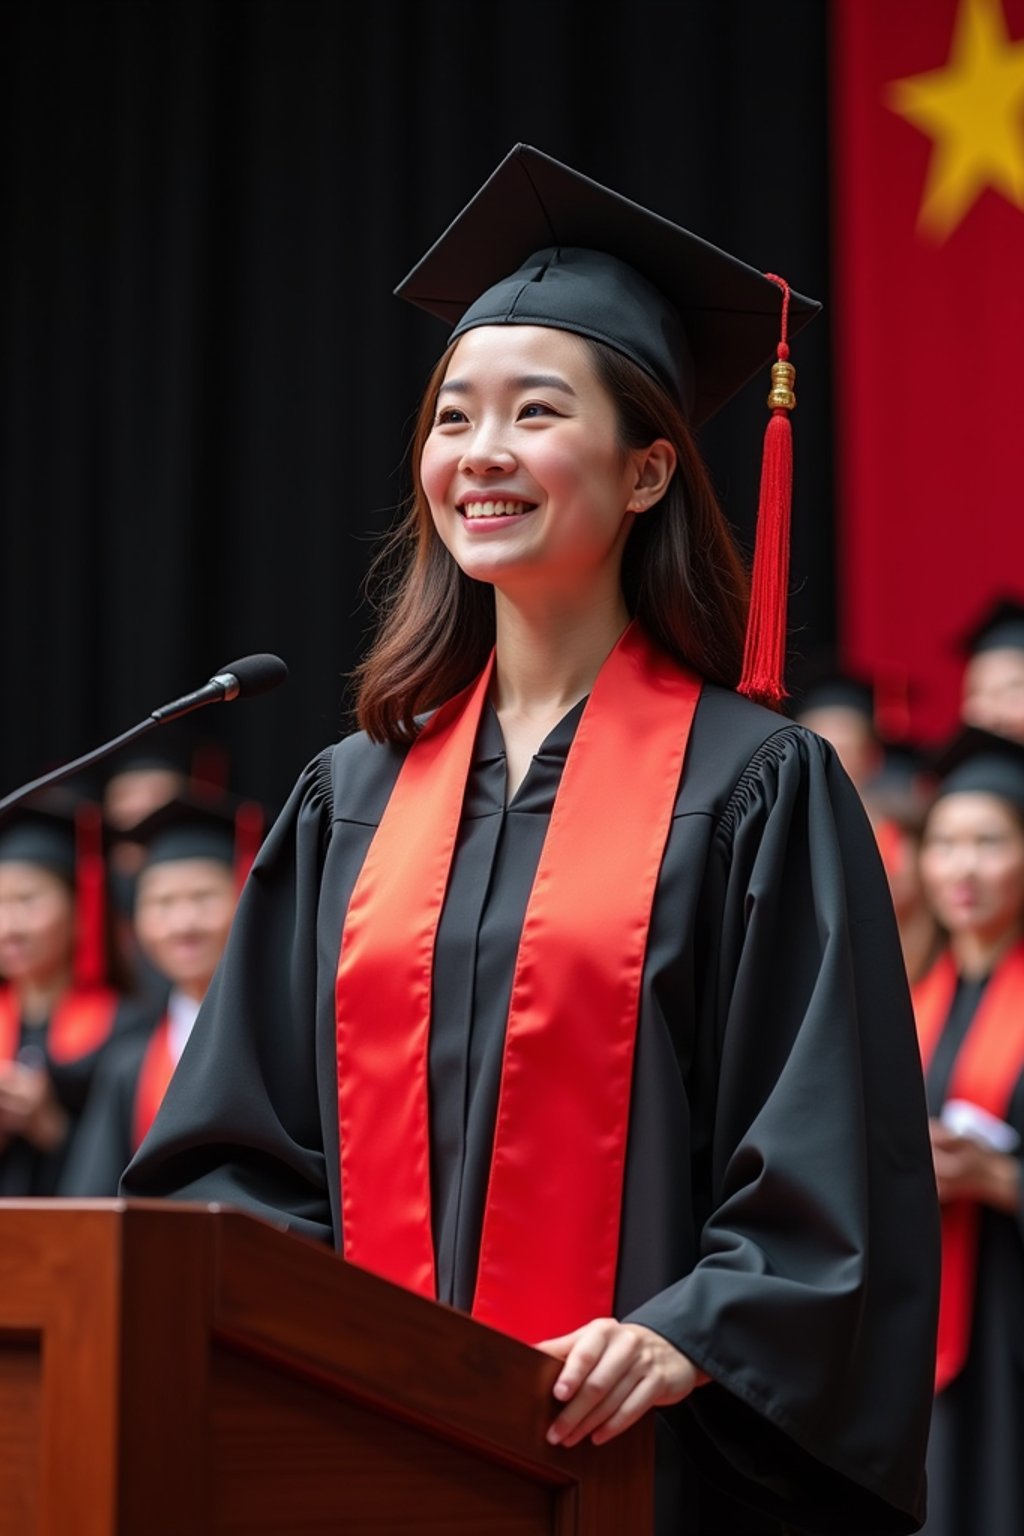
left=921, top=977, right=1024, bottom=1536
left=122, top=680, right=939, bottom=1536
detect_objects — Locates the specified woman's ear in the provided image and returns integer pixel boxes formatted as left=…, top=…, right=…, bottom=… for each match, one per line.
left=627, top=439, right=677, bottom=513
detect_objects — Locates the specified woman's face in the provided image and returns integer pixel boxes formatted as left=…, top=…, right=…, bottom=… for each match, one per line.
left=0, top=864, right=76, bottom=986
left=420, top=326, right=662, bottom=600
left=920, top=792, right=1024, bottom=941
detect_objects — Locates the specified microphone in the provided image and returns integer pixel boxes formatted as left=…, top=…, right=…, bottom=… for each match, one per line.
left=151, top=654, right=289, bottom=723
left=0, top=654, right=289, bottom=818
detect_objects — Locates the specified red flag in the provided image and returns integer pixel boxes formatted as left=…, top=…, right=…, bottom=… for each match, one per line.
left=833, top=0, right=1024, bottom=741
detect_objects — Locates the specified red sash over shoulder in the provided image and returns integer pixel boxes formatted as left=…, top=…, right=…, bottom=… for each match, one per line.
left=914, top=942, right=1024, bottom=1392
left=335, top=623, right=701, bottom=1342
left=132, top=1017, right=176, bottom=1152
left=0, top=985, right=118, bottom=1066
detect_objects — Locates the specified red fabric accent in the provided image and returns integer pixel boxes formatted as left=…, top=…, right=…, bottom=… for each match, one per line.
left=335, top=624, right=701, bottom=1342
left=738, top=273, right=793, bottom=711
left=233, top=801, right=265, bottom=892
left=833, top=2, right=1024, bottom=741
left=132, top=1016, right=175, bottom=1151
left=913, top=942, right=1024, bottom=1391
left=73, top=802, right=107, bottom=990
left=872, top=817, right=907, bottom=882
left=472, top=629, right=701, bottom=1342
left=48, top=989, right=119, bottom=1064
left=0, top=985, right=118, bottom=1065
left=0, top=989, right=19, bottom=1063
left=336, top=657, right=496, bottom=1300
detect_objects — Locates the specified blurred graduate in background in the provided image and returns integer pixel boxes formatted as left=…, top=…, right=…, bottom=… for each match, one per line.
left=0, top=790, right=147, bottom=1194
left=914, top=729, right=1024, bottom=1535
left=62, top=793, right=260, bottom=1197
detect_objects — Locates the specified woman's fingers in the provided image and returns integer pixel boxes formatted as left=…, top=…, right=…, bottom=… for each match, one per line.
left=543, top=1320, right=704, bottom=1447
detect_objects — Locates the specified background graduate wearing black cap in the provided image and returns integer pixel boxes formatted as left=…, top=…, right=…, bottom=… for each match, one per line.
left=62, top=794, right=254, bottom=1197
left=122, top=146, right=939, bottom=1535
left=913, top=729, right=1024, bottom=1536
left=0, top=790, right=144, bottom=1194
left=959, top=597, right=1024, bottom=746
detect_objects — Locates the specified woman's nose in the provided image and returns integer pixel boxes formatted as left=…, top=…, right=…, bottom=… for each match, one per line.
left=458, top=426, right=516, bottom=475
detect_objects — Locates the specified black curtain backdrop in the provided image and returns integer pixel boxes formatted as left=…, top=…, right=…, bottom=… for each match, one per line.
left=0, top=0, right=833, bottom=817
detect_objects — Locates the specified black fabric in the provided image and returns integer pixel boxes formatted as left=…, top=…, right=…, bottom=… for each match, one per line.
left=396, top=144, right=819, bottom=425
left=58, top=1024, right=156, bottom=1196
left=921, top=974, right=1024, bottom=1536
left=122, top=682, right=938, bottom=1534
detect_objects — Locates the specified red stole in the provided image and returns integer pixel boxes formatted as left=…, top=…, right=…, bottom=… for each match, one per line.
left=0, top=985, right=118, bottom=1066
left=132, top=1017, right=176, bottom=1152
left=913, top=942, right=1024, bottom=1392
left=335, top=623, right=701, bottom=1343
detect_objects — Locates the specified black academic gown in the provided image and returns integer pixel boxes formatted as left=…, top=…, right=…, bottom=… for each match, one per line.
left=58, top=1021, right=162, bottom=1197
left=122, top=682, right=940, bottom=1535
left=920, top=978, right=1024, bottom=1536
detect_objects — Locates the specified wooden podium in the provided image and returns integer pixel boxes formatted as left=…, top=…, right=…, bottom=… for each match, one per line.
left=0, top=1201, right=653, bottom=1534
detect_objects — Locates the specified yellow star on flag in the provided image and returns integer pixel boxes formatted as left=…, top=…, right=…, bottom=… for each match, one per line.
left=887, top=0, right=1024, bottom=240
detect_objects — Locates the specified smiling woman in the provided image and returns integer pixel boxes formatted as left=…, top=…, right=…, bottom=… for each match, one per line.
left=121, top=145, right=940, bottom=1536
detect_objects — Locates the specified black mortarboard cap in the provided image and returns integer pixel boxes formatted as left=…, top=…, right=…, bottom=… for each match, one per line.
left=395, top=144, right=821, bottom=426
left=0, top=789, right=109, bottom=987
left=931, top=727, right=1024, bottom=816
left=959, top=597, right=1024, bottom=658
left=0, top=792, right=79, bottom=880
left=790, top=654, right=876, bottom=724
left=129, top=793, right=265, bottom=880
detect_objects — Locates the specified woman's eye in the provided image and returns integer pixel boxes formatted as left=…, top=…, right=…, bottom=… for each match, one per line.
left=435, top=407, right=468, bottom=426
left=518, top=402, right=556, bottom=419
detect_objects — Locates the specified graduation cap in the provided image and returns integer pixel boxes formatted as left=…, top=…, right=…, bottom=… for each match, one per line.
left=793, top=668, right=877, bottom=724
left=959, top=597, right=1024, bottom=658
left=0, top=789, right=109, bottom=989
left=129, top=793, right=265, bottom=891
left=395, top=144, right=823, bottom=709
left=930, top=727, right=1024, bottom=816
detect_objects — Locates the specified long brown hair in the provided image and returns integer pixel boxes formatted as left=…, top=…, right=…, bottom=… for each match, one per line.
left=354, top=336, right=750, bottom=743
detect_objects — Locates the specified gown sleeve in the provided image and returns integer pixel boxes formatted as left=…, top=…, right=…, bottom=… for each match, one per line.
left=119, top=751, right=336, bottom=1246
left=626, top=724, right=940, bottom=1534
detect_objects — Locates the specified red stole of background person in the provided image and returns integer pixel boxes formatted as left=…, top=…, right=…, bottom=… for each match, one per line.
left=0, top=985, right=118, bottom=1066
left=131, top=1017, right=176, bottom=1151
left=335, top=623, right=701, bottom=1343
left=914, top=942, right=1024, bottom=1390
left=832, top=0, right=1024, bottom=741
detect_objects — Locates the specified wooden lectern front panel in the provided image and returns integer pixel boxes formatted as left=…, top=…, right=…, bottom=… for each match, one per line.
left=0, top=1339, right=41, bottom=1536
left=209, top=1345, right=561, bottom=1534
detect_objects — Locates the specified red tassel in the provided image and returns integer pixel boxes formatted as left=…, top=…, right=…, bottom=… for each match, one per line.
left=73, top=802, right=107, bottom=990
left=738, top=275, right=796, bottom=710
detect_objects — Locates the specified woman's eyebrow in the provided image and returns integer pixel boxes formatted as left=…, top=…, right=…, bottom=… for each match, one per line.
left=437, top=374, right=579, bottom=398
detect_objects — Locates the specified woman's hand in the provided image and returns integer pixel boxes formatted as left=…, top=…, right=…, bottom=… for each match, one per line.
left=536, top=1317, right=709, bottom=1448
left=929, top=1119, right=1021, bottom=1213
left=0, top=1062, right=68, bottom=1152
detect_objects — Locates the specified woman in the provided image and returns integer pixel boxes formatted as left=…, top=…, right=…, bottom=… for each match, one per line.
left=0, top=790, right=141, bottom=1193
left=914, top=728, right=1024, bottom=1536
left=123, top=146, right=939, bottom=1533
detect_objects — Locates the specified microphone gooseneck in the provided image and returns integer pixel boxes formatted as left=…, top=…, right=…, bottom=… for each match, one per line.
left=0, top=654, right=289, bottom=819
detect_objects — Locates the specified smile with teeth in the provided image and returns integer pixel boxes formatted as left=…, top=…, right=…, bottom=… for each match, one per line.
left=459, top=499, right=538, bottom=520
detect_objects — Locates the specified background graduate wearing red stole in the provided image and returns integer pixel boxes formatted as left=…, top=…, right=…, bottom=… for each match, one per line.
left=61, top=794, right=254, bottom=1197
left=0, top=792, right=143, bottom=1194
left=122, top=147, right=940, bottom=1535
left=914, top=729, right=1024, bottom=1536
